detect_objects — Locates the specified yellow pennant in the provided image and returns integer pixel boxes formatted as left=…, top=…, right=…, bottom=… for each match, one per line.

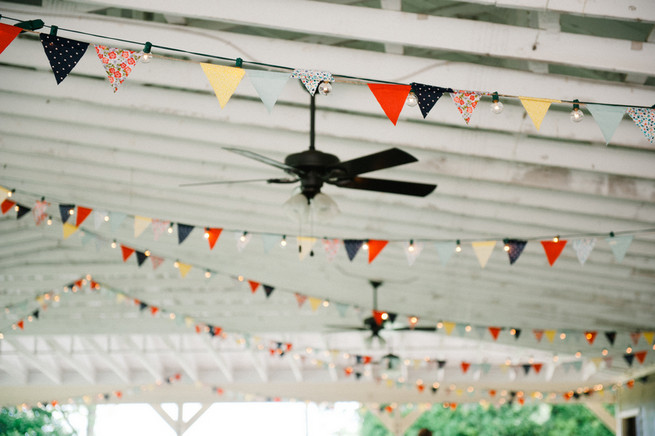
left=443, top=321, right=456, bottom=335
left=62, top=222, right=79, bottom=239
left=116, top=293, right=126, bottom=303
left=591, top=357, right=603, bottom=369
left=544, top=330, right=556, bottom=343
left=297, top=237, right=317, bottom=261
left=134, top=216, right=152, bottom=238
left=0, top=186, right=9, bottom=196
left=472, top=241, right=496, bottom=268
left=184, top=316, right=194, bottom=327
left=200, top=63, right=245, bottom=108
left=308, top=297, right=322, bottom=312
left=178, top=262, right=192, bottom=278
left=643, top=331, right=654, bottom=345
left=519, top=97, right=561, bottom=130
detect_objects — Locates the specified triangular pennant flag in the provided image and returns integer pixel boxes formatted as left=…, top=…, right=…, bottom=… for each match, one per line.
left=1, top=199, right=15, bottom=214
left=32, top=200, right=49, bottom=225
left=443, top=321, right=456, bottom=336
left=261, top=234, right=280, bottom=253
left=80, top=231, right=95, bottom=246
left=150, top=306, right=159, bottom=316
left=94, top=45, right=142, bottom=92
left=150, top=255, right=164, bottom=270
left=643, top=331, right=654, bottom=345
left=472, top=241, right=496, bottom=268
left=585, top=331, right=598, bottom=345
left=505, top=239, right=527, bottom=265
left=297, top=236, right=317, bottom=261
left=367, top=240, right=388, bottom=263
left=0, top=23, right=22, bottom=55
left=295, top=293, right=307, bottom=308
left=39, top=34, right=89, bottom=84
left=120, top=245, right=135, bottom=262
left=544, top=330, right=556, bottom=343
left=151, top=219, right=170, bottom=241
left=109, top=212, right=126, bottom=233
left=437, top=360, right=447, bottom=369
left=367, top=83, right=412, bottom=125
left=605, top=331, right=617, bottom=346
left=372, top=310, right=385, bottom=326
left=138, top=301, right=148, bottom=311
left=572, top=361, right=583, bottom=372
left=178, top=262, right=192, bottom=278
left=200, top=63, right=245, bottom=108
left=291, top=69, right=334, bottom=96
left=481, top=363, right=492, bottom=374
left=174, top=223, right=195, bottom=244
left=586, top=104, right=626, bottom=144
left=533, top=329, right=544, bottom=342
left=335, top=302, right=349, bottom=317
left=405, top=241, right=423, bottom=266
left=235, top=232, right=252, bottom=252
left=514, top=328, right=522, bottom=340
left=572, top=238, right=596, bottom=265
left=630, top=331, right=641, bottom=345
left=635, top=350, right=647, bottom=364
left=246, top=70, right=291, bottom=112
left=435, top=241, right=456, bottom=266
left=605, top=234, right=632, bottom=263
left=450, top=90, right=482, bottom=124
left=322, top=238, right=340, bottom=262
left=248, top=280, right=260, bottom=294
left=135, top=251, right=147, bottom=267
left=475, top=326, right=487, bottom=339
left=263, top=285, right=275, bottom=298
left=522, top=364, right=532, bottom=375
left=344, top=240, right=364, bottom=261
left=626, top=107, right=655, bottom=144
left=624, top=354, right=635, bottom=367
left=308, top=297, right=322, bottom=312
left=32, top=309, right=39, bottom=320
left=134, top=216, right=151, bottom=238
left=93, top=210, right=107, bottom=229
left=59, top=204, right=74, bottom=223
left=72, top=206, right=92, bottom=227
left=488, top=327, right=501, bottom=341
left=533, top=363, right=543, bottom=374
left=461, top=362, right=471, bottom=374
left=541, top=239, right=568, bottom=266
left=16, top=205, right=30, bottom=220
left=455, top=324, right=467, bottom=336
left=603, top=356, right=613, bottom=368
left=206, top=228, right=223, bottom=250
left=410, top=83, right=450, bottom=118
left=519, top=97, right=560, bottom=130
left=17, top=319, right=24, bottom=330
left=62, top=222, right=78, bottom=239
left=591, top=358, right=603, bottom=369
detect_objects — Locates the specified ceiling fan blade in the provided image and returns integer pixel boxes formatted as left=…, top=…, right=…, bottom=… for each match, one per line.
left=335, top=148, right=418, bottom=176
left=223, top=147, right=303, bottom=174
left=338, top=177, right=437, bottom=197
left=179, top=177, right=297, bottom=187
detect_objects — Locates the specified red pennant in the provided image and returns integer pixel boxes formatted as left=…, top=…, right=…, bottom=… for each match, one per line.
left=0, top=23, right=22, bottom=55
left=532, top=363, right=543, bottom=374
left=195, top=325, right=202, bottom=334
left=295, top=293, right=307, bottom=307
left=630, top=332, right=641, bottom=345
left=372, top=310, right=385, bottom=326
left=74, top=279, right=84, bottom=288
left=248, top=280, right=260, bottom=293
left=286, top=343, right=292, bottom=351
left=363, top=356, right=372, bottom=364
left=76, top=206, right=93, bottom=227
left=269, top=348, right=276, bottom=356
left=213, top=326, right=223, bottom=337
left=461, top=361, right=471, bottom=373
left=585, top=331, right=597, bottom=345
left=518, top=397, right=525, bottom=406
left=90, top=281, right=99, bottom=290
left=17, top=319, right=24, bottom=330
left=417, top=384, right=425, bottom=393
left=344, top=367, right=353, bottom=376
left=216, top=388, right=224, bottom=395
left=488, top=327, right=501, bottom=341
left=626, top=380, right=635, bottom=389
left=114, top=391, right=122, bottom=399
left=1, top=199, right=16, bottom=214
left=533, top=329, right=544, bottom=342
left=540, top=240, right=568, bottom=266
left=563, top=392, right=573, bottom=401
left=385, top=405, right=393, bottom=413
left=120, top=245, right=135, bottom=262
left=488, top=389, right=496, bottom=397
left=367, top=83, right=411, bottom=125
left=206, top=228, right=223, bottom=250
left=450, top=403, right=458, bottom=410
left=635, top=350, right=647, bottom=364
left=150, top=306, right=159, bottom=316
left=51, top=401, right=59, bottom=407
left=367, top=240, right=388, bottom=263
left=174, top=373, right=181, bottom=381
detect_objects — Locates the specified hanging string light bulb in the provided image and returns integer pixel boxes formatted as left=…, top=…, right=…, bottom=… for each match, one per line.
left=490, top=92, right=504, bottom=114
left=280, top=235, right=287, bottom=247
left=570, top=99, right=584, bottom=123
left=318, top=81, right=332, bottom=95
left=142, top=41, right=153, bottom=63
left=455, top=239, right=462, bottom=253
left=406, top=91, right=418, bottom=107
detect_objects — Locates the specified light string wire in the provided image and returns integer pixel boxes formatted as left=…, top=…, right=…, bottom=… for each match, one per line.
left=1, top=14, right=654, bottom=108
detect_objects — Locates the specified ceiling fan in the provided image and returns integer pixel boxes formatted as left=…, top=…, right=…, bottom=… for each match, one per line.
left=181, top=94, right=437, bottom=200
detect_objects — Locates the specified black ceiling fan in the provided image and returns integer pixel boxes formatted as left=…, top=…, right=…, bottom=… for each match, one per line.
left=181, top=94, right=437, bottom=199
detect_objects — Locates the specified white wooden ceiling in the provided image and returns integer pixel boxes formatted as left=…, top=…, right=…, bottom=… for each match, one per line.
left=1, top=0, right=654, bottom=407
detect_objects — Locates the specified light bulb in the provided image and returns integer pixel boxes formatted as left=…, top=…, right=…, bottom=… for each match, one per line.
left=47, top=217, right=53, bottom=226
left=174, top=261, right=180, bottom=269
left=318, top=81, right=332, bottom=95
left=570, top=99, right=584, bottom=123
left=111, top=240, right=117, bottom=249
left=14, top=205, right=19, bottom=212
left=144, top=250, right=151, bottom=257
left=204, top=231, right=210, bottom=239
left=553, top=235, right=559, bottom=243
left=381, top=312, right=389, bottom=320
left=7, top=190, right=13, bottom=198
left=504, top=244, right=510, bottom=252
left=455, top=239, right=462, bottom=253
left=406, top=91, right=418, bottom=107
left=204, top=271, right=211, bottom=279
left=69, top=208, right=74, bottom=215
left=490, top=92, right=503, bottom=114
left=280, top=236, right=287, bottom=247
left=142, top=52, right=153, bottom=63
left=104, top=215, right=110, bottom=222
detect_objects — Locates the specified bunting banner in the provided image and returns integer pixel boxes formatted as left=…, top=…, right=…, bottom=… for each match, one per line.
left=248, top=280, right=260, bottom=294
left=135, top=251, right=147, bottom=267
left=488, top=327, right=501, bottom=341
left=59, top=204, right=74, bottom=223
left=62, top=222, right=78, bottom=239
left=150, top=255, right=164, bottom=270
left=605, top=331, right=616, bottom=346
left=635, top=350, right=647, bottom=364
left=297, top=236, right=317, bottom=260
left=1, top=199, right=15, bottom=214
left=367, top=240, right=388, bottom=263
left=442, top=321, right=456, bottom=335
left=435, top=241, right=456, bottom=266
left=544, top=330, right=556, bottom=343
left=626, top=107, right=655, bottom=143
left=450, top=90, right=481, bottom=124
left=16, top=204, right=30, bottom=220
left=572, top=238, right=596, bottom=265
left=94, top=210, right=107, bottom=229
left=335, top=302, right=349, bottom=317
left=630, top=331, right=641, bottom=345
left=121, top=245, right=135, bottom=262
left=461, top=362, right=471, bottom=374
left=177, top=223, right=194, bottom=244
left=235, top=232, right=252, bottom=252
left=134, top=216, right=151, bottom=237
left=39, top=34, right=89, bottom=84
left=178, top=262, right=192, bottom=278
left=644, top=331, right=654, bottom=345
left=109, top=211, right=126, bottom=232
left=505, top=239, right=527, bottom=265
left=586, top=104, right=626, bottom=144
left=405, top=241, right=423, bottom=266
left=295, top=293, right=307, bottom=308
left=291, top=69, right=334, bottom=96
left=541, top=239, right=567, bottom=266
left=519, top=97, right=560, bottom=130
left=94, top=45, right=142, bottom=92
left=322, top=238, right=340, bottom=262
left=585, top=331, right=597, bottom=345
left=245, top=70, right=291, bottom=112
left=200, top=63, right=245, bottom=108
left=624, top=354, right=635, bottom=367
left=308, top=297, right=322, bottom=312
left=0, top=23, right=21, bottom=55
left=32, top=200, right=49, bottom=225
left=152, top=219, right=169, bottom=241
left=263, top=285, right=275, bottom=298
left=471, top=241, right=496, bottom=268
left=410, top=83, right=450, bottom=118
left=605, top=234, right=632, bottom=262
left=533, top=329, right=544, bottom=342
left=367, top=83, right=412, bottom=125
left=344, top=239, right=364, bottom=261
left=206, top=228, right=223, bottom=250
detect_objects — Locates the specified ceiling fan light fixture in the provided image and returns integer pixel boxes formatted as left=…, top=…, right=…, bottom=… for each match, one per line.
left=283, top=192, right=340, bottom=223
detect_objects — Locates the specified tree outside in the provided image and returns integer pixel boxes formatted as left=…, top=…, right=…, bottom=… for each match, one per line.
left=0, top=407, right=74, bottom=436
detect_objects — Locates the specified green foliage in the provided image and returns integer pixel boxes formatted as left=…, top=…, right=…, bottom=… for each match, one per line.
left=362, top=403, right=614, bottom=436
left=0, top=407, right=73, bottom=436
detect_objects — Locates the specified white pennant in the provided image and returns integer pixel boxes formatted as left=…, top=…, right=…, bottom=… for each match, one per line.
left=405, top=241, right=423, bottom=266
left=572, top=238, right=596, bottom=265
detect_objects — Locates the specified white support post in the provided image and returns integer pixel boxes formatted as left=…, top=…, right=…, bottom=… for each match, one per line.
left=585, top=402, right=617, bottom=434
left=369, top=406, right=422, bottom=436
left=150, top=403, right=212, bottom=436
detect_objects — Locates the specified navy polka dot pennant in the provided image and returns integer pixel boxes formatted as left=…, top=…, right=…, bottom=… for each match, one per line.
left=40, top=34, right=89, bottom=84
left=505, top=239, right=527, bottom=265
left=410, top=83, right=452, bottom=118
left=343, top=239, right=364, bottom=261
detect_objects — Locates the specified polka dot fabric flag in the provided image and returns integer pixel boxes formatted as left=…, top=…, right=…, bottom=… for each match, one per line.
left=410, top=83, right=451, bottom=118
left=95, top=45, right=142, bottom=92
left=627, top=107, right=655, bottom=144
left=40, top=34, right=89, bottom=84
left=291, top=69, right=333, bottom=96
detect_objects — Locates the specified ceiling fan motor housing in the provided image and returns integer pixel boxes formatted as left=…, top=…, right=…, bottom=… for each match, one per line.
left=284, top=149, right=341, bottom=199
